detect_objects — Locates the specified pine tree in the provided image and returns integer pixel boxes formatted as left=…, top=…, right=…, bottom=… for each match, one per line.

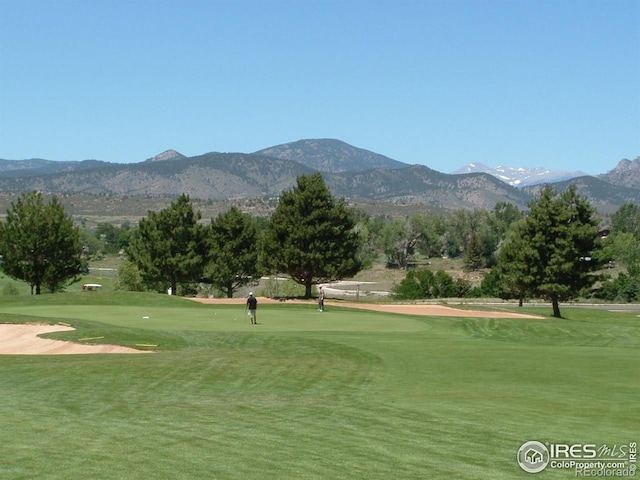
left=262, top=173, right=363, bottom=298
left=498, top=186, right=600, bottom=317
left=492, top=220, right=536, bottom=306
left=205, top=207, right=260, bottom=298
left=126, top=194, right=204, bottom=295
left=0, top=192, right=82, bottom=294
left=464, top=231, right=484, bottom=271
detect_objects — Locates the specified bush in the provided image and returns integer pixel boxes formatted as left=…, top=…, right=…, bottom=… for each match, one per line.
left=275, top=279, right=308, bottom=298
left=2, top=283, right=20, bottom=296
left=392, top=269, right=469, bottom=300
left=593, top=265, right=640, bottom=302
left=115, top=261, right=147, bottom=292
left=178, top=283, right=199, bottom=297
left=479, top=269, right=502, bottom=298
left=455, top=277, right=474, bottom=298
left=261, top=277, right=281, bottom=298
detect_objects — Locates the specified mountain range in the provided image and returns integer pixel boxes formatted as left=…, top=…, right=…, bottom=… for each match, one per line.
left=451, top=163, right=589, bottom=187
left=0, top=139, right=638, bottom=214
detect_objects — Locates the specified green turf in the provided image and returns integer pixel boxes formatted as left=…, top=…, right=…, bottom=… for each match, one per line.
left=0, top=293, right=638, bottom=479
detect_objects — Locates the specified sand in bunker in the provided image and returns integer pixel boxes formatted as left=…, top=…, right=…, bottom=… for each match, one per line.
left=0, top=324, right=151, bottom=355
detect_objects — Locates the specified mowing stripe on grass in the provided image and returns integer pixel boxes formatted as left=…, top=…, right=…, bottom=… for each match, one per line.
left=0, top=293, right=637, bottom=479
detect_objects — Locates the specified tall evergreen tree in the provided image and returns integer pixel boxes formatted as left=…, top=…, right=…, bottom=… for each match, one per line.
left=504, top=186, right=600, bottom=317
left=204, top=207, right=260, bottom=298
left=262, top=173, right=363, bottom=298
left=491, top=220, right=535, bottom=306
left=0, top=192, right=82, bottom=294
left=464, top=231, right=484, bottom=271
left=126, top=194, right=204, bottom=295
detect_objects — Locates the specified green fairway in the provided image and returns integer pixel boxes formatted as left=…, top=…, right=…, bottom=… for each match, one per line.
left=0, top=292, right=638, bottom=479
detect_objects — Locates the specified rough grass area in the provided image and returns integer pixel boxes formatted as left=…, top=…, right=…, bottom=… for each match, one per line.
left=0, top=292, right=638, bottom=479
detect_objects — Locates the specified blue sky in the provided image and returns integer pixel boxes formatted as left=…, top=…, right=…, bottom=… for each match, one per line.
left=1, top=0, right=638, bottom=175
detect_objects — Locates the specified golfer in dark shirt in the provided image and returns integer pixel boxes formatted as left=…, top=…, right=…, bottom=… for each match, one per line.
left=246, top=292, right=258, bottom=324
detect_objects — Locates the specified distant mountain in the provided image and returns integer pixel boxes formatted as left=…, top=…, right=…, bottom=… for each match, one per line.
left=0, top=158, right=111, bottom=177
left=144, top=149, right=187, bottom=163
left=452, top=162, right=588, bottom=187
left=327, top=166, right=531, bottom=210
left=0, top=154, right=532, bottom=210
left=598, top=157, right=640, bottom=189
left=0, top=158, right=56, bottom=173
left=0, top=140, right=636, bottom=213
left=0, top=153, right=315, bottom=200
left=254, top=138, right=407, bottom=173
left=522, top=175, right=640, bottom=214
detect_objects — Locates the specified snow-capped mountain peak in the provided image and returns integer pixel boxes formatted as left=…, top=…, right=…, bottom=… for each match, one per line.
left=452, top=163, right=588, bottom=187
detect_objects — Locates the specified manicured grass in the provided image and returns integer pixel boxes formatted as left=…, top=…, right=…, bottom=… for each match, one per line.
left=0, top=293, right=638, bottom=479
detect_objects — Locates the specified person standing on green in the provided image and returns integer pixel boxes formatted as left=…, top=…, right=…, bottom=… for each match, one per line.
left=245, top=292, right=258, bottom=325
left=318, top=287, right=325, bottom=312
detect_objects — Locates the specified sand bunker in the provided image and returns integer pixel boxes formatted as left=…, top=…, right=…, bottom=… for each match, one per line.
left=0, top=323, right=151, bottom=355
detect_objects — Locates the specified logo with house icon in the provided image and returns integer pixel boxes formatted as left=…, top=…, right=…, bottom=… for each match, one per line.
left=518, top=440, right=550, bottom=473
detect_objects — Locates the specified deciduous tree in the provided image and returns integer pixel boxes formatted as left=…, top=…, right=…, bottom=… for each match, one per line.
left=611, top=203, right=640, bottom=239
left=377, top=218, right=418, bottom=270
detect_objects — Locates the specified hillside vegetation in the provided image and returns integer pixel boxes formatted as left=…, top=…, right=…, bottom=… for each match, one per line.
left=1, top=139, right=637, bottom=213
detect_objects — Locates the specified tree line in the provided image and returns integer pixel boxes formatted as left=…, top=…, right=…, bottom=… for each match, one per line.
left=1, top=174, right=638, bottom=318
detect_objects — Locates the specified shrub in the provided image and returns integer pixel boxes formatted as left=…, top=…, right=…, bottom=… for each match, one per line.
left=280, top=279, right=308, bottom=298
left=115, top=261, right=147, bottom=292
left=593, top=265, right=640, bottom=302
left=2, top=282, right=20, bottom=296
left=392, top=269, right=467, bottom=300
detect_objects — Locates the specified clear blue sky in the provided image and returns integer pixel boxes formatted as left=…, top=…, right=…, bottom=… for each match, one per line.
left=1, top=0, right=638, bottom=175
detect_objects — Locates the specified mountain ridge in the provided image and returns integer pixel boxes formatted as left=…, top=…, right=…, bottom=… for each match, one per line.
left=253, top=138, right=407, bottom=173
left=597, top=157, right=640, bottom=189
left=144, top=149, right=187, bottom=163
left=0, top=140, right=637, bottom=213
left=452, top=162, right=590, bottom=187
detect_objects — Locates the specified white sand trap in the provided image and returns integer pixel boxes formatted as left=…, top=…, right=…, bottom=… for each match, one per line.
left=0, top=323, right=152, bottom=355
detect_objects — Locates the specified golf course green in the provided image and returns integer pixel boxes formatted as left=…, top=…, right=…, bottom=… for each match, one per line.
left=0, top=291, right=637, bottom=479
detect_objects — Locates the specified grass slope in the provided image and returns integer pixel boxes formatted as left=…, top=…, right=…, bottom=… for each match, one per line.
left=0, top=292, right=638, bottom=479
